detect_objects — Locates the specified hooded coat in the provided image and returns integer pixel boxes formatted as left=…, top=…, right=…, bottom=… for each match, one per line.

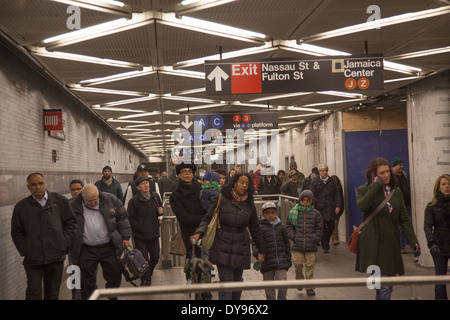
left=355, top=182, right=418, bottom=276
left=255, top=216, right=292, bottom=273
left=424, top=190, right=450, bottom=256
left=286, top=190, right=323, bottom=252
left=195, top=194, right=267, bottom=270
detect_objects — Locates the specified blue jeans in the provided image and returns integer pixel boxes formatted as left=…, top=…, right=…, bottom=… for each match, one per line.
left=217, top=265, right=244, bottom=300
left=432, top=254, right=449, bottom=300
left=376, top=284, right=393, bottom=300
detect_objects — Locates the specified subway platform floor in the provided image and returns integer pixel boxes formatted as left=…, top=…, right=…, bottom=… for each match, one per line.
left=60, top=242, right=438, bottom=301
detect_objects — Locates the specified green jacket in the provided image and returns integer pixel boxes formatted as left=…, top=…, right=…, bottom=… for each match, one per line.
left=355, top=182, right=418, bottom=276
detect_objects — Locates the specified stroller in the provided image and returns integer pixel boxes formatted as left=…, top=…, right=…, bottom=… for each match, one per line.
left=184, top=239, right=215, bottom=300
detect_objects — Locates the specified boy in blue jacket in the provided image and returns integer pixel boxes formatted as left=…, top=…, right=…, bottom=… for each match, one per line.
left=200, top=172, right=221, bottom=211
left=254, top=202, right=291, bottom=300
left=286, top=190, right=323, bottom=296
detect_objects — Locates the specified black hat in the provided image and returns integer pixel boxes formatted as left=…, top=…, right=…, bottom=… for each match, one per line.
left=175, top=162, right=197, bottom=175
left=135, top=176, right=151, bottom=186
left=136, top=164, right=149, bottom=172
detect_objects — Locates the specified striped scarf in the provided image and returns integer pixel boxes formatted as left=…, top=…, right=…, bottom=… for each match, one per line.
left=231, top=188, right=248, bottom=203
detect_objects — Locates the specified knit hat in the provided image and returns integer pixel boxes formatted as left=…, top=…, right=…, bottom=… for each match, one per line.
left=262, top=202, right=277, bottom=213
left=392, top=157, right=403, bottom=167
left=203, top=172, right=212, bottom=181
left=299, top=190, right=314, bottom=203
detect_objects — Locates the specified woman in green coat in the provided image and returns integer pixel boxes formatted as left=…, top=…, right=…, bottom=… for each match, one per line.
left=355, top=157, right=421, bottom=300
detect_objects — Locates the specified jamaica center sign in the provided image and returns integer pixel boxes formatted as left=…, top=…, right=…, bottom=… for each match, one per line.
left=205, top=55, right=384, bottom=95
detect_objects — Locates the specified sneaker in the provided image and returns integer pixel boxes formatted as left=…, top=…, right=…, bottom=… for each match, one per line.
left=306, top=289, right=315, bottom=296
left=323, top=248, right=329, bottom=253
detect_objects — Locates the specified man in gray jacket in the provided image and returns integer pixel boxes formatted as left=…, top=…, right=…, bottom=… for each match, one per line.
left=70, top=184, right=131, bottom=299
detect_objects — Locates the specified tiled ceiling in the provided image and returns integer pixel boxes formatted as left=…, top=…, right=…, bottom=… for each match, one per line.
left=0, top=0, right=449, bottom=157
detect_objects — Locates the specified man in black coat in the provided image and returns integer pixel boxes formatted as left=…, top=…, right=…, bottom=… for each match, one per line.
left=169, top=162, right=205, bottom=279
left=309, top=164, right=342, bottom=253
left=127, top=177, right=164, bottom=286
left=11, top=173, right=78, bottom=300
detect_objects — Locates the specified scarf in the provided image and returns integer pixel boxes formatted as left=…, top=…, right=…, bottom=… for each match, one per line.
left=200, top=181, right=221, bottom=198
left=320, top=176, right=329, bottom=184
left=232, top=188, right=248, bottom=203
left=288, top=204, right=314, bottom=226
left=385, top=186, right=393, bottom=213
left=103, top=176, right=113, bottom=187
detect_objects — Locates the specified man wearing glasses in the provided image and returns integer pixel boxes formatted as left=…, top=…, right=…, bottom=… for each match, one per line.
left=169, top=162, right=205, bottom=281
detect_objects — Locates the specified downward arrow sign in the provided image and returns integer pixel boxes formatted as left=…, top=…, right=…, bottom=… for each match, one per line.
left=181, top=115, right=193, bottom=129
left=207, top=66, right=229, bottom=91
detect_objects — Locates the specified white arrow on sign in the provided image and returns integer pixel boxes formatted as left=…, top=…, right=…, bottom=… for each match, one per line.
left=181, top=115, right=193, bottom=129
left=207, top=66, right=229, bottom=91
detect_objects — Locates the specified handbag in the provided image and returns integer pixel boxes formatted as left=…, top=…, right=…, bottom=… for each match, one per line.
left=170, top=228, right=186, bottom=256
left=349, top=188, right=396, bottom=254
left=120, top=246, right=149, bottom=286
left=201, top=194, right=222, bottom=250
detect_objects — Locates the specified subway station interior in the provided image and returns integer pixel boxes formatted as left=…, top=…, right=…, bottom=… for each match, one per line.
left=0, top=0, right=449, bottom=300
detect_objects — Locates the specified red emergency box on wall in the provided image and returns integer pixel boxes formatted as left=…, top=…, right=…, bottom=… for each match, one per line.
left=43, top=109, right=63, bottom=131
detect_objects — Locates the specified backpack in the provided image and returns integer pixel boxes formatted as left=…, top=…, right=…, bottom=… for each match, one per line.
left=119, top=246, right=149, bottom=286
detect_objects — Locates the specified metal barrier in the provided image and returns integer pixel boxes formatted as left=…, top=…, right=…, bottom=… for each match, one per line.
left=89, top=275, right=450, bottom=300
left=159, top=193, right=298, bottom=269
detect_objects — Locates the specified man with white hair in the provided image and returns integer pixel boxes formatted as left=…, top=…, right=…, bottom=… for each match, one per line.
left=70, top=184, right=131, bottom=299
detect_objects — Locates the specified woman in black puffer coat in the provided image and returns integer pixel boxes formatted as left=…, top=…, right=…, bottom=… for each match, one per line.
left=192, top=173, right=267, bottom=300
left=424, top=174, right=450, bottom=300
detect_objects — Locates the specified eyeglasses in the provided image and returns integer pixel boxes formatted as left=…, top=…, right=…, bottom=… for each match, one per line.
left=180, top=169, right=193, bottom=174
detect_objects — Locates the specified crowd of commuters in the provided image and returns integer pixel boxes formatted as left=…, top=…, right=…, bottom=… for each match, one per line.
left=10, top=158, right=449, bottom=300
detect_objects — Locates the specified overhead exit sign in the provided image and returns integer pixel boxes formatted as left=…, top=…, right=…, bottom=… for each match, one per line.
left=205, top=55, right=384, bottom=96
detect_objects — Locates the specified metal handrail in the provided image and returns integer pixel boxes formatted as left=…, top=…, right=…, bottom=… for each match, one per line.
left=89, top=275, right=450, bottom=300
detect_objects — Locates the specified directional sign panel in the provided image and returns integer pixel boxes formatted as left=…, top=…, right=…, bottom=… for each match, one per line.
left=205, top=55, right=384, bottom=96
left=179, top=111, right=278, bottom=134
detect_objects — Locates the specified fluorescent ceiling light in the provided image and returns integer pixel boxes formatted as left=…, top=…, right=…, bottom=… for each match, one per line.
left=317, top=91, right=365, bottom=99
left=384, top=76, right=423, bottom=83
left=70, top=86, right=147, bottom=96
left=158, top=66, right=205, bottom=79
left=50, top=0, right=131, bottom=17
left=162, top=94, right=216, bottom=104
left=80, top=68, right=155, bottom=86
left=301, top=5, right=450, bottom=42
left=177, top=0, right=237, bottom=16
left=388, top=46, right=450, bottom=60
left=278, top=40, right=351, bottom=56
left=248, top=92, right=312, bottom=103
left=31, top=47, right=142, bottom=69
left=160, top=12, right=266, bottom=44
left=116, top=111, right=161, bottom=120
left=42, top=12, right=154, bottom=49
left=175, top=42, right=276, bottom=69
left=101, top=95, right=158, bottom=107
left=280, top=112, right=330, bottom=119
left=302, top=99, right=365, bottom=108
left=384, top=60, right=422, bottom=75
left=177, top=103, right=225, bottom=112
left=92, top=107, right=145, bottom=113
